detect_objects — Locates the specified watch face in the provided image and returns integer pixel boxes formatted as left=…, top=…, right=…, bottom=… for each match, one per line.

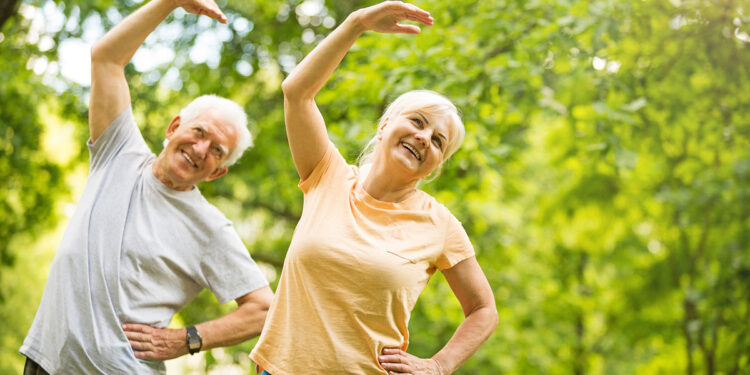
left=187, top=326, right=202, bottom=353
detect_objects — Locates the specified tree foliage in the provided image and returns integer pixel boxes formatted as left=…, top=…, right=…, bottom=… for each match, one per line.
left=1, top=0, right=748, bottom=373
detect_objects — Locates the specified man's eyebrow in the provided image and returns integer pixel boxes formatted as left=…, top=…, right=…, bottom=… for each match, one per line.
left=217, top=143, right=228, bottom=155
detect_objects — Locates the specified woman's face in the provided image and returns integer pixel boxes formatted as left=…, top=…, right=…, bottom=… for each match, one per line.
left=376, top=109, right=450, bottom=180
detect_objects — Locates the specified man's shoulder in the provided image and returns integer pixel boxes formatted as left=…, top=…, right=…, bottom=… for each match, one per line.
left=178, top=190, right=236, bottom=232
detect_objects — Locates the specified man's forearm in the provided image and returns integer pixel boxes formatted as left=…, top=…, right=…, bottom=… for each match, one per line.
left=91, top=0, right=176, bottom=68
left=196, top=286, right=273, bottom=350
left=123, top=287, right=273, bottom=360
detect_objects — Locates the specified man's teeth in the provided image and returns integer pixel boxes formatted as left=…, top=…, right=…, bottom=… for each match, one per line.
left=182, top=151, right=197, bottom=167
left=402, top=143, right=421, bottom=160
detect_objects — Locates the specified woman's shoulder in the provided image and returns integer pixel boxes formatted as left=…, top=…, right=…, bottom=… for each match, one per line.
left=412, top=190, right=455, bottom=218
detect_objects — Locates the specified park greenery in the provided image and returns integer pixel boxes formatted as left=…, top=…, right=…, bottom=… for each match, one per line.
left=1, top=0, right=748, bottom=373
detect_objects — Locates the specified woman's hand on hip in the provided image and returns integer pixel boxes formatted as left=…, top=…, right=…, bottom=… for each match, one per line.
left=355, top=1, right=433, bottom=34
left=379, top=348, right=447, bottom=375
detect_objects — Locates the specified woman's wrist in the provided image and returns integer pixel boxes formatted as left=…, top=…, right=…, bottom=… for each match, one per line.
left=343, top=9, right=368, bottom=36
left=431, top=357, right=449, bottom=375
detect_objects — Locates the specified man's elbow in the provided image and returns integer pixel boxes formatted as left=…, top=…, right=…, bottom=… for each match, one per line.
left=242, top=286, right=273, bottom=316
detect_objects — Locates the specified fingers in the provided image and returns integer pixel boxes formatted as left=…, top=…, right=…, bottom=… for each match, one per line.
left=203, top=6, right=227, bottom=24
left=133, top=349, right=157, bottom=360
left=128, top=338, right=152, bottom=351
left=123, top=329, right=150, bottom=341
left=381, top=347, right=403, bottom=355
left=379, top=348, right=410, bottom=373
left=401, top=3, right=433, bottom=26
left=122, top=323, right=155, bottom=352
left=122, top=323, right=151, bottom=333
left=182, top=0, right=227, bottom=24
left=197, top=6, right=227, bottom=24
left=393, top=24, right=422, bottom=34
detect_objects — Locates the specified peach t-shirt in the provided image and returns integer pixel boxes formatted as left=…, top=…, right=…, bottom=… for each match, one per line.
left=250, top=143, right=474, bottom=374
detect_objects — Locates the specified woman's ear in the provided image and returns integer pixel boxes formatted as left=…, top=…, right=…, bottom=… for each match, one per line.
left=377, top=117, right=389, bottom=140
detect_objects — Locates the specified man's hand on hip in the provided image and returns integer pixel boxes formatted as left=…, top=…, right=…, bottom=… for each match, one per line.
left=123, top=323, right=188, bottom=360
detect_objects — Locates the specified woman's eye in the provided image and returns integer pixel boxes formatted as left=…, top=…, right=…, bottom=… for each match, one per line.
left=433, top=137, right=443, bottom=149
left=412, top=118, right=423, bottom=128
left=194, top=128, right=203, bottom=135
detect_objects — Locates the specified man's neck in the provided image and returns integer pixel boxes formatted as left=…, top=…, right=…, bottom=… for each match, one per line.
left=152, top=156, right=194, bottom=192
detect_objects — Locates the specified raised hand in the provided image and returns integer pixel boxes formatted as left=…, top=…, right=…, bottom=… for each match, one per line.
left=122, top=323, right=188, bottom=360
left=379, top=348, right=447, bottom=375
left=357, top=1, right=433, bottom=34
left=174, top=0, right=227, bottom=23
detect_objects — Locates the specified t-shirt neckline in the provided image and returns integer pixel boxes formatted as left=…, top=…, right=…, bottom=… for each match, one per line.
left=353, top=173, right=423, bottom=210
left=146, top=161, right=201, bottom=198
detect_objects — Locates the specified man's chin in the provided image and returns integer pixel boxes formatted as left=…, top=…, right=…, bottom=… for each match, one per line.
left=165, top=167, right=203, bottom=187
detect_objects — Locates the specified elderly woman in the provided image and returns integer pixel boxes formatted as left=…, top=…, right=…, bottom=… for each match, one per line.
left=250, top=2, right=497, bottom=374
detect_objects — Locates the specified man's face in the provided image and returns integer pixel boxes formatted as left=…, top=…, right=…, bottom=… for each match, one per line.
left=160, top=107, right=238, bottom=188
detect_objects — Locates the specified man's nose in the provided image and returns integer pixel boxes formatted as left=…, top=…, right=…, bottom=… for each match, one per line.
left=194, top=140, right=211, bottom=157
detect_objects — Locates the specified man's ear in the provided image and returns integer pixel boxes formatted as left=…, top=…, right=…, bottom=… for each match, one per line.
left=204, top=166, right=228, bottom=182
left=166, top=115, right=181, bottom=137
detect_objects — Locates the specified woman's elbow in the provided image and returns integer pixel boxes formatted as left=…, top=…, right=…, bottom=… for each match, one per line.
left=489, top=305, right=499, bottom=333
left=280, top=77, right=314, bottom=102
left=480, top=303, right=499, bottom=337
left=90, top=42, right=104, bottom=64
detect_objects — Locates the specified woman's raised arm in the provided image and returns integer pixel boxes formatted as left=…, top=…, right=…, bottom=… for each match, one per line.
left=281, top=1, right=433, bottom=180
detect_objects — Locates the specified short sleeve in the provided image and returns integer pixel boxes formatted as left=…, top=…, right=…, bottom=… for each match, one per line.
left=298, top=142, right=353, bottom=194
left=436, top=214, right=475, bottom=270
left=87, top=106, right=149, bottom=172
left=200, top=223, right=269, bottom=304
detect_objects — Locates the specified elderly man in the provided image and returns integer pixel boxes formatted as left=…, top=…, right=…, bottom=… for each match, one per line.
left=20, top=0, right=272, bottom=373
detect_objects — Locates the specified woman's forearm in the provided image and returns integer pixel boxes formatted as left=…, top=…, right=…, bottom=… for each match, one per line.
left=432, top=305, right=498, bottom=373
left=281, top=11, right=366, bottom=100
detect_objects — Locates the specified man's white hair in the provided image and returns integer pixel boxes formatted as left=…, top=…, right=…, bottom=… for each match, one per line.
left=179, top=94, right=252, bottom=167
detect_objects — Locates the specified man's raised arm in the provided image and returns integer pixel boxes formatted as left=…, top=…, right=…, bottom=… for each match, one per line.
left=89, top=0, right=226, bottom=142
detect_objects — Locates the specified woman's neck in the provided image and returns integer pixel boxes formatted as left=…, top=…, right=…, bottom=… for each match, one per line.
left=361, top=161, right=419, bottom=203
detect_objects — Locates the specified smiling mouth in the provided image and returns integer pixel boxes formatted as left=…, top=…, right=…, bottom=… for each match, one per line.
left=401, top=142, right=421, bottom=161
left=181, top=150, right=198, bottom=168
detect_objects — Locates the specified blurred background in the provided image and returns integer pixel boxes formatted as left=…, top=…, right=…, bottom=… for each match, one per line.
left=1, top=0, right=748, bottom=373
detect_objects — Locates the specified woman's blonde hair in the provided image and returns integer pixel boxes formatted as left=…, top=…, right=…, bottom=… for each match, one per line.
left=357, top=90, right=465, bottom=182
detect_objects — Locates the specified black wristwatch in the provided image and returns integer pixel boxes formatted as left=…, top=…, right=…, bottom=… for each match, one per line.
left=186, top=326, right=202, bottom=355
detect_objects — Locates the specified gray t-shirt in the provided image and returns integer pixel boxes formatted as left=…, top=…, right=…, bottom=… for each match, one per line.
left=20, top=107, right=268, bottom=374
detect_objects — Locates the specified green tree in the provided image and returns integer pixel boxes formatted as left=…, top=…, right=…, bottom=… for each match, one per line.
left=1, top=0, right=747, bottom=373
